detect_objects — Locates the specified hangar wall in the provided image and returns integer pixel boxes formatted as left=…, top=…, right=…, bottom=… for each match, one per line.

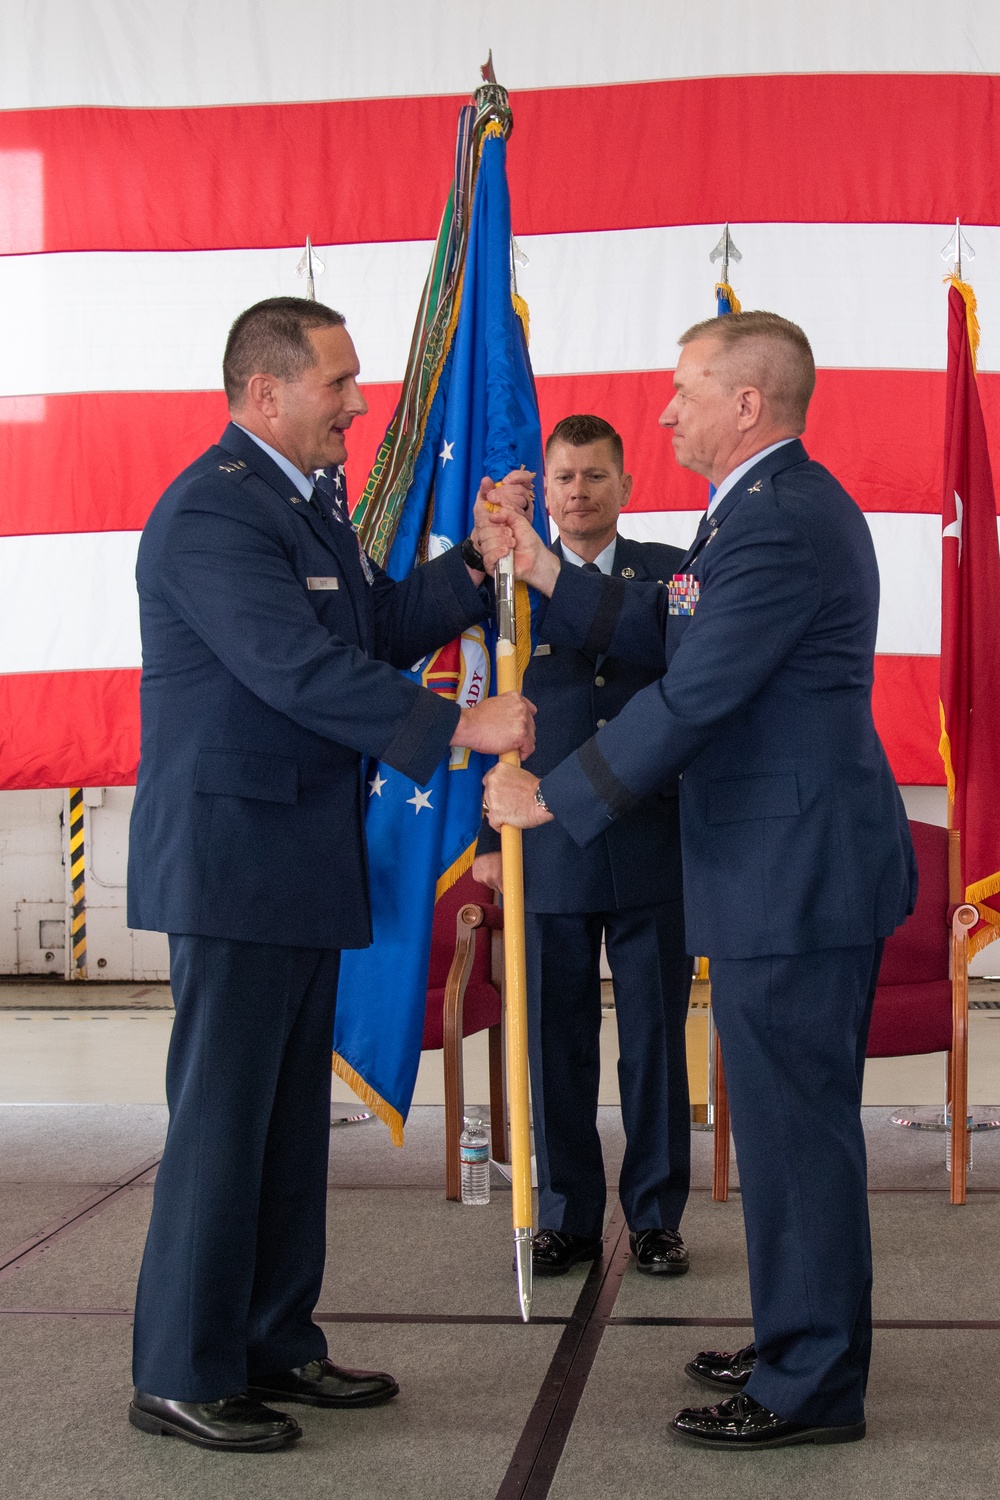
left=0, top=789, right=168, bottom=981
left=1, top=786, right=993, bottom=982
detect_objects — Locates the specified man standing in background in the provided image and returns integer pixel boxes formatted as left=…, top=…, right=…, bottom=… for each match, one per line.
left=475, top=415, right=692, bottom=1280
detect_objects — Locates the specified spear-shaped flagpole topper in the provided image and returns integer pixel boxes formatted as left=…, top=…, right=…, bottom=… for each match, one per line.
left=941, top=216, right=976, bottom=280
left=296, top=235, right=326, bottom=301
left=709, top=224, right=742, bottom=314
left=709, top=223, right=742, bottom=288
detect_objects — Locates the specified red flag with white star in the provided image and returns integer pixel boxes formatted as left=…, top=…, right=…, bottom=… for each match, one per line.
left=939, top=278, right=1000, bottom=954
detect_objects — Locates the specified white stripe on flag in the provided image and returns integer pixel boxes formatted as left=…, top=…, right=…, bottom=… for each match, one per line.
left=0, top=514, right=963, bottom=675
left=2, top=0, right=999, bottom=109
left=0, top=531, right=141, bottom=673
left=4, top=223, right=1000, bottom=398
left=618, top=510, right=947, bottom=657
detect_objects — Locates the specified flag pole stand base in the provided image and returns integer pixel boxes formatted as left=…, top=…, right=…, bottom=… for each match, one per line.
left=890, top=1106, right=1000, bottom=1132
left=514, top=1228, right=533, bottom=1323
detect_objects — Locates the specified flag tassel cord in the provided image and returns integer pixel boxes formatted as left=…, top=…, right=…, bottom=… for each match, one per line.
left=946, top=274, right=981, bottom=369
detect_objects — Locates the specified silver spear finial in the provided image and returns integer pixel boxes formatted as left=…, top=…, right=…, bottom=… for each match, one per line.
left=296, top=236, right=326, bottom=300
left=709, top=223, right=742, bottom=288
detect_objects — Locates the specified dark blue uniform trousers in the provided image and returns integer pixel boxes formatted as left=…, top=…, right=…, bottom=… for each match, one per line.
left=526, top=903, right=691, bottom=1239
left=711, top=942, right=883, bottom=1428
left=132, top=935, right=340, bottom=1400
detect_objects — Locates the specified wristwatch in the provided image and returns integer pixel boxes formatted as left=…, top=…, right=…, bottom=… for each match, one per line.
left=534, top=785, right=548, bottom=812
left=460, top=535, right=486, bottom=571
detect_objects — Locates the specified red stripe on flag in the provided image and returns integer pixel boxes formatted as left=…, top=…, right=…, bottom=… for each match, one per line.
left=0, top=669, right=140, bottom=789
left=0, top=656, right=942, bottom=791
left=6, top=371, right=1000, bottom=537
left=872, top=654, right=943, bottom=786
left=3, top=74, right=1000, bottom=253
left=0, top=391, right=230, bottom=535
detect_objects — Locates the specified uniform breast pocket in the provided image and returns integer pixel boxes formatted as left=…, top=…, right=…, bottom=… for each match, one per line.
left=706, top=772, right=800, bottom=824
left=194, top=749, right=299, bottom=804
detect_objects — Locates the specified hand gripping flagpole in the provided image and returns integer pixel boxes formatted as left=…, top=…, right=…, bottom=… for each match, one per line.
left=493, top=548, right=533, bottom=1322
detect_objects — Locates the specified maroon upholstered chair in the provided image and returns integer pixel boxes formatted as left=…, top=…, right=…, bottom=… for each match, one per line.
left=422, top=868, right=509, bottom=1200
left=711, top=820, right=978, bottom=1204
left=866, top=820, right=977, bottom=1203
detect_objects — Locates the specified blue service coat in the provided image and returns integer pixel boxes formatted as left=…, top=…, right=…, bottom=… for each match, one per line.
left=479, top=535, right=685, bottom=913
left=127, top=422, right=490, bottom=950
left=538, top=440, right=916, bottom=957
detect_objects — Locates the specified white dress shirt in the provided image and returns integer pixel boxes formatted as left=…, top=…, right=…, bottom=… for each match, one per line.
left=559, top=535, right=618, bottom=575
left=234, top=424, right=315, bottom=502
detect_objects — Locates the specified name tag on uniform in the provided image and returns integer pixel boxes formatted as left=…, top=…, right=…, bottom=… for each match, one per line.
left=307, top=576, right=339, bottom=591
left=668, top=573, right=699, bottom=615
left=532, top=643, right=552, bottom=657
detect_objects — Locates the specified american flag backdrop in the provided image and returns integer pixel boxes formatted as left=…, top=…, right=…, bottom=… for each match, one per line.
left=2, top=1, right=1000, bottom=791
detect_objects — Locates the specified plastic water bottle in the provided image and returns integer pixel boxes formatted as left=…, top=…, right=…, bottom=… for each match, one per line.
left=460, top=1116, right=490, bottom=1205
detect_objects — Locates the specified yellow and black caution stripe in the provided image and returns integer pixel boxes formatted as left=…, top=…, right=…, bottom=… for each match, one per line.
left=68, top=787, right=87, bottom=979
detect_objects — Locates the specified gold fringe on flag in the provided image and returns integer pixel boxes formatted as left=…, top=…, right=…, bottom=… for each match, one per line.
left=715, top=282, right=742, bottom=313
left=946, top=275, right=981, bottom=372
left=968, top=903, right=1000, bottom=958
left=331, top=1052, right=405, bottom=1146
left=968, top=869, right=1000, bottom=904
left=938, top=700, right=957, bottom=803
left=512, top=292, right=530, bottom=344
left=435, top=838, right=477, bottom=901
left=514, top=580, right=533, bottom=683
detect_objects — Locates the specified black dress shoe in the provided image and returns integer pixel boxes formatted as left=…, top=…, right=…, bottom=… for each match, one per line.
left=129, top=1390, right=301, bottom=1451
left=531, top=1229, right=603, bottom=1276
left=629, top=1228, right=689, bottom=1276
left=247, top=1357, right=399, bottom=1408
left=671, top=1393, right=866, bottom=1450
left=685, top=1341, right=757, bottom=1391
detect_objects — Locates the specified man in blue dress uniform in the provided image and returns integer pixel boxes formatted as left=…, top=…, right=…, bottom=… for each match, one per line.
left=480, top=313, right=915, bottom=1451
left=127, top=297, right=535, bottom=1452
left=474, top=415, right=692, bottom=1279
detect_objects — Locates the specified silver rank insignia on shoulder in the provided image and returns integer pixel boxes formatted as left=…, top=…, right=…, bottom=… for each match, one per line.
left=620, top=566, right=635, bottom=578
left=218, top=459, right=247, bottom=474
left=746, top=480, right=763, bottom=493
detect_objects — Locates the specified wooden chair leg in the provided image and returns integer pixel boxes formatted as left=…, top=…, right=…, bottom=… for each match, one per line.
left=443, top=913, right=479, bottom=1201
left=712, top=1031, right=730, bottom=1202
left=443, top=1005, right=465, bottom=1203
left=488, top=1022, right=509, bottom=1163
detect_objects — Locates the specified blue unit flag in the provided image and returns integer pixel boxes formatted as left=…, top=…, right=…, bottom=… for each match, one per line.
left=333, top=127, right=549, bottom=1143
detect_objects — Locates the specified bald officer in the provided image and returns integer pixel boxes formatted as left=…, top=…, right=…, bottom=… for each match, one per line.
left=475, top=414, right=692, bottom=1281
